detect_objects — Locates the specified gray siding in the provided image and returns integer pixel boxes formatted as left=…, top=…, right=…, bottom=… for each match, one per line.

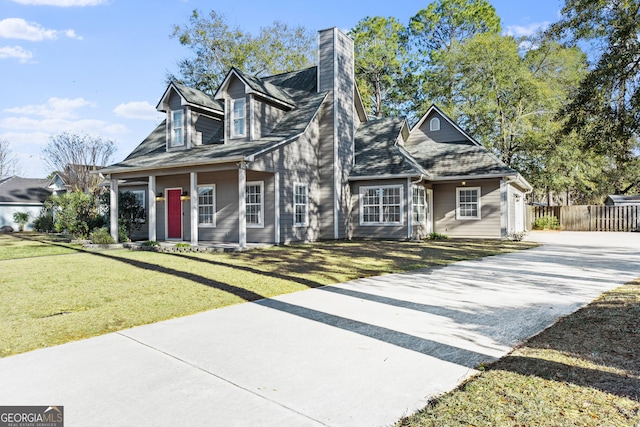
left=254, top=98, right=286, bottom=138
left=194, top=113, right=223, bottom=145
left=433, top=179, right=502, bottom=238
left=317, top=28, right=355, bottom=240
left=409, top=110, right=467, bottom=145
left=254, top=110, right=322, bottom=243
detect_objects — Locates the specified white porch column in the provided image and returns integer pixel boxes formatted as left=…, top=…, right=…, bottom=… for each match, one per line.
left=190, top=172, right=198, bottom=245
left=407, top=178, right=413, bottom=240
left=110, top=178, right=118, bottom=243
left=500, top=179, right=508, bottom=238
left=148, top=176, right=157, bottom=242
left=238, top=166, right=247, bottom=249
left=274, top=172, right=280, bottom=244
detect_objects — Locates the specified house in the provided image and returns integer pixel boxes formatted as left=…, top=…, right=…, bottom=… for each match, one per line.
left=605, top=195, right=640, bottom=206
left=99, top=28, right=531, bottom=247
left=0, top=176, right=52, bottom=231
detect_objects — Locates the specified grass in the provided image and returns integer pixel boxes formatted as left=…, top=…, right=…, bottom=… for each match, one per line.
left=397, top=278, right=640, bottom=427
left=0, top=233, right=536, bottom=357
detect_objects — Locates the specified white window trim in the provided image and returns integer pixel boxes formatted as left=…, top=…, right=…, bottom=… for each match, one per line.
left=246, top=180, right=264, bottom=228
left=412, top=185, right=426, bottom=225
left=231, top=98, right=246, bottom=138
left=359, top=185, right=404, bottom=226
left=197, top=184, right=216, bottom=228
left=456, top=186, right=481, bottom=220
left=170, top=110, right=185, bottom=147
left=429, top=117, right=441, bottom=132
left=293, top=183, right=308, bottom=227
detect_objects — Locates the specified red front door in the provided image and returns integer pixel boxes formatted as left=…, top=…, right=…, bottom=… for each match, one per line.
left=167, top=189, right=182, bottom=239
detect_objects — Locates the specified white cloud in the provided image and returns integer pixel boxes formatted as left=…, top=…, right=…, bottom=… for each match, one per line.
left=113, top=101, right=162, bottom=121
left=0, top=18, right=81, bottom=41
left=504, top=22, right=550, bottom=38
left=4, top=97, right=94, bottom=119
left=9, top=0, right=107, bottom=6
left=0, top=45, right=33, bottom=62
left=0, top=116, right=127, bottom=135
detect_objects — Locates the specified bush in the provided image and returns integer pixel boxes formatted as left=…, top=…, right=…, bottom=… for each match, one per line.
left=89, top=227, right=115, bottom=244
left=426, top=232, right=448, bottom=240
left=33, top=207, right=55, bottom=232
left=142, top=240, right=160, bottom=247
left=534, top=215, right=560, bottom=230
left=175, top=243, right=191, bottom=248
left=118, top=223, right=130, bottom=243
left=50, top=192, right=104, bottom=238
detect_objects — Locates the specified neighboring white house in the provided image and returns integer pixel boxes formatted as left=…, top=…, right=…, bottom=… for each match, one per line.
left=0, top=176, right=52, bottom=231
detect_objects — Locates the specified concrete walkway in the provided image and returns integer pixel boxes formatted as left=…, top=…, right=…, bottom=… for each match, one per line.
left=1, top=232, right=638, bottom=426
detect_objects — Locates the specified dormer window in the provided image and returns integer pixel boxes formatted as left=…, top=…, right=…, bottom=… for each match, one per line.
left=231, top=98, right=246, bottom=138
left=429, top=117, right=440, bottom=132
left=171, top=110, right=184, bottom=147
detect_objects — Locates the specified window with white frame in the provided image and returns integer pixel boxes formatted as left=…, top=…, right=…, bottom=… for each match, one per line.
left=231, top=98, right=246, bottom=138
left=456, top=187, right=481, bottom=219
left=246, top=181, right=263, bottom=227
left=171, top=110, right=184, bottom=147
left=360, top=185, right=403, bottom=225
left=429, top=117, right=440, bottom=132
left=198, top=185, right=216, bottom=226
left=294, top=184, right=308, bottom=226
left=412, top=185, right=426, bottom=223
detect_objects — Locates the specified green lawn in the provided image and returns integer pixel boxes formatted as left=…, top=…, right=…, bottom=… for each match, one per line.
left=0, top=233, right=535, bottom=357
left=397, top=278, right=640, bottom=427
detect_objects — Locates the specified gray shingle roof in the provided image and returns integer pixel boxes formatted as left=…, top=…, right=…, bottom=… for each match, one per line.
left=100, top=92, right=328, bottom=174
left=350, top=118, right=427, bottom=179
left=0, top=176, right=51, bottom=203
left=171, top=82, right=224, bottom=112
left=405, top=138, right=516, bottom=178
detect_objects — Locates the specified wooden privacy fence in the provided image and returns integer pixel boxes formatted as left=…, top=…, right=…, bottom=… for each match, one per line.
left=528, top=205, right=640, bottom=232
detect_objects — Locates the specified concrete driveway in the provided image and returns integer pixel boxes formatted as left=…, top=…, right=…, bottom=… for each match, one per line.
left=1, top=232, right=638, bottom=426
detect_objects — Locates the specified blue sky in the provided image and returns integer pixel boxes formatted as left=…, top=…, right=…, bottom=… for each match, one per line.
left=1, top=0, right=563, bottom=178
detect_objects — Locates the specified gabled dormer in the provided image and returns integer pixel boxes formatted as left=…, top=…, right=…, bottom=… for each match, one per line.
left=213, top=68, right=296, bottom=143
left=156, top=81, right=224, bottom=152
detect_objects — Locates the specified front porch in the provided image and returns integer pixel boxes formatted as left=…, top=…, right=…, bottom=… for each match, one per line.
left=108, top=164, right=280, bottom=249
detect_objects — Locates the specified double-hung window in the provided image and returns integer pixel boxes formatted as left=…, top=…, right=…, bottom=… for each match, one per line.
left=456, top=187, right=481, bottom=219
left=360, top=185, right=403, bottom=225
left=246, top=181, right=263, bottom=227
left=231, top=98, right=246, bottom=138
left=171, top=110, right=184, bottom=147
left=198, top=185, right=216, bottom=226
left=412, top=185, right=426, bottom=224
left=294, top=184, right=308, bottom=227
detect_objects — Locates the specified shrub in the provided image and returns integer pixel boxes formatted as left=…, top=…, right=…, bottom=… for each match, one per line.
left=426, top=232, right=448, bottom=240
left=50, top=192, right=104, bottom=238
left=142, top=240, right=160, bottom=247
left=175, top=243, right=191, bottom=248
left=89, top=227, right=115, bottom=244
left=534, top=215, right=560, bottom=230
left=33, top=207, right=55, bottom=232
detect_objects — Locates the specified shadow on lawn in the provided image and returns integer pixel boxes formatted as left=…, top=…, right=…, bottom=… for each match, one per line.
left=490, top=280, right=640, bottom=402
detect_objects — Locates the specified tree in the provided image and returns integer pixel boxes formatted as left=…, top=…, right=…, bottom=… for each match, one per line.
left=350, top=16, right=411, bottom=118
left=407, top=0, right=502, bottom=115
left=50, top=192, right=104, bottom=238
left=0, top=137, right=20, bottom=178
left=100, top=191, right=144, bottom=241
left=12, top=212, right=30, bottom=232
left=548, top=0, right=640, bottom=194
left=170, top=10, right=316, bottom=94
left=42, top=132, right=116, bottom=194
